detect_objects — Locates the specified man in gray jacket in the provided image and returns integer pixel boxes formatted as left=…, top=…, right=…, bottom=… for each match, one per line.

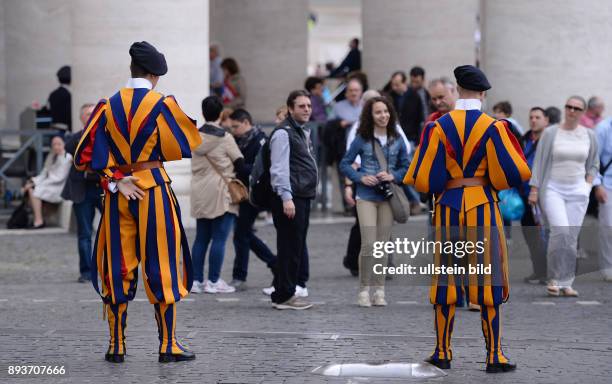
left=269, top=90, right=318, bottom=310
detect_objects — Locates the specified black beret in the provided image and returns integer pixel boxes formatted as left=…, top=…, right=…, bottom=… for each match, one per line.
left=57, top=65, right=71, bottom=84
left=129, top=41, right=167, bottom=76
left=453, top=65, right=491, bottom=92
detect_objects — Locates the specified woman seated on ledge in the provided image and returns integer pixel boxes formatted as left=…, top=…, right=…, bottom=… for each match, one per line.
left=21, top=135, right=72, bottom=229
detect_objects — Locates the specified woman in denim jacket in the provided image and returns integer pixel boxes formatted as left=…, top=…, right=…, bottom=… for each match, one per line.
left=340, top=96, right=409, bottom=307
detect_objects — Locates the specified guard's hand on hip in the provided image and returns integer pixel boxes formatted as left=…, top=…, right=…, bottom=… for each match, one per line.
left=118, top=176, right=144, bottom=200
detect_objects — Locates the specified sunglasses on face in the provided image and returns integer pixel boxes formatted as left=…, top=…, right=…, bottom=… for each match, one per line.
left=565, top=105, right=584, bottom=112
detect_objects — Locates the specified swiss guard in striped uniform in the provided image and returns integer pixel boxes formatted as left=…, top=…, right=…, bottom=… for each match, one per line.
left=404, top=65, right=530, bottom=373
left=74, top=41, right=202, bottom=363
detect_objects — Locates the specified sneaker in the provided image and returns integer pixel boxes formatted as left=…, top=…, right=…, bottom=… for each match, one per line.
left=272, top=296, right=313, bottom=310
left=358, top=290, right=371, bottom=307
left=204, top=279, right=236, bottom=294
left=372, top=289, right=387, bottom=306
left=546, top=281, right=560, bottom=296
left=468, top=302, right=480, bottom=312
left=77, top=275, right=90, bottom=283
left=262, top=286, right=275, bottom=296
left=230, top=280, right=247, bottom=291
left=295, top=285, right=309, bottom=298
left=191, top=280, right=204, bottom=294
left=524, top=273, right=546, bottom=285
left=560, top=287, right=579, bottom=297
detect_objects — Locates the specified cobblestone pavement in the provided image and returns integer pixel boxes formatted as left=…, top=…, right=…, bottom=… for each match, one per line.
left=0, top=218, right=611, bottom=383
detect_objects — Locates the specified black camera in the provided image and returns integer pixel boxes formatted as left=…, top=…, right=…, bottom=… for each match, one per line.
left=374, top=181, right=394, bottom=199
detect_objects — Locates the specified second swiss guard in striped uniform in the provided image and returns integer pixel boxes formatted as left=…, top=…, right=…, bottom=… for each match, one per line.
left=404, top=65, right=531, bottom=373
left=74, top=41, right=202, bottom=363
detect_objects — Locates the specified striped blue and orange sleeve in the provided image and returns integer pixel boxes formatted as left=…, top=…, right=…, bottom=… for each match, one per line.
left=403, top=121, right=448, bottom=194
left=485, top=120, right=531, bottom=190
left=73, top=99, right=123, bottom=182
left=157, top=96, right=202, bottom=161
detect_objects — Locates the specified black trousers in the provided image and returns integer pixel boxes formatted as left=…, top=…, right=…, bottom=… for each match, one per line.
left=344, top=211, right=361, bottom=271
left=520, top=196, right=548, bottom=277
left=271, top=196, right=311, bottom=304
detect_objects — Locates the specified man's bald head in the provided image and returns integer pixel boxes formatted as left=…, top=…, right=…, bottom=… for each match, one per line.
left=428, top=77, right=457, bottom=114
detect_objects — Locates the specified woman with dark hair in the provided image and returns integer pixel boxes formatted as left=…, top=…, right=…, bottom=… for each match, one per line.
left=221, top=57, right=246, bottom=109
left=340, top=96, right=409, bottom=307
left=529, top=95, right=599, bottom=297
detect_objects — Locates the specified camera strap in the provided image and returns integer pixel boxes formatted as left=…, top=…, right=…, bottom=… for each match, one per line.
left=372, top=139, right=389, bottom=172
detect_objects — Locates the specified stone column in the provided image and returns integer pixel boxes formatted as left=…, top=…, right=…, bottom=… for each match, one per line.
left=0, top=0, right=6, bottom=130
left=482, top=0, right=612, bottom=127
left=3, top=0, right=71, bottom=132
left=210, top=0, right=308, bottom=122
left=71, top=0, right=209, bottom=227
left=362, top=0, right=479, bottom=90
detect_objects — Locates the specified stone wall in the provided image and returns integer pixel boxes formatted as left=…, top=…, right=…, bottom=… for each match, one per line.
left=362, top=0, right=479, bottom=90
left=482, top=0, right=612, bottom=127
left=210, top=0, right=308, bottom=123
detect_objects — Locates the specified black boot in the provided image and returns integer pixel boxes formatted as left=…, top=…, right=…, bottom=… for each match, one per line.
left=486, top=361, right=517, bottom=373
left=154, top=302, right=196, bottom=363
left=424, top=356, right=451, bottom=370
left=159, top=350, right=196, bottom=363
left=105, top=352, right=125, bottom=363
left=105, top=303, right=127, bottom=363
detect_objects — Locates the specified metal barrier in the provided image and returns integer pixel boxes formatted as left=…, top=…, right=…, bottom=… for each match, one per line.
left=0, top=129, right=58, bottom=189
left=0, top=125, right=335, bottom=211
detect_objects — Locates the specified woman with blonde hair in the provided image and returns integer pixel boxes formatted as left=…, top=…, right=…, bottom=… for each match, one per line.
left=529, top=95, right=599, bottom=297
left=22, top=135, right=72, bottom=228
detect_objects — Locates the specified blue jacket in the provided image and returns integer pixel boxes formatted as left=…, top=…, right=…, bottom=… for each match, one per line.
left=340, top=133, right=409, bottom=201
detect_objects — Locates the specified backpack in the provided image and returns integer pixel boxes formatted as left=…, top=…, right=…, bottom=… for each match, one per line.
left=7, top=199, right=30, bottom=229
left=249, top=127, right=286, bottom=209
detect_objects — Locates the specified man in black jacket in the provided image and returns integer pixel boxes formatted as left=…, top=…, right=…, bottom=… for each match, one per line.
left=61, top=103, right=103, bottom=282
left=519, top=107, right=549, bottom=284
left=47, top=65, right=72, bottom=134
left=269, top=90, right=318, bottom=310
left=228, top=109, right=276, bottom=290
left=399, top=66, right=431, bottom=144
left=329, top=38, right=361, bottom=78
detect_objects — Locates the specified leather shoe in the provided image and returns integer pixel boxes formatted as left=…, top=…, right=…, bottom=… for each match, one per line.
left=104, top=353, right=124, bottom=363
left=424, top=356, right=451, bottom=370
left=486, top=361, right=517, bottom=373
left=159, top=350, right=196, bottom=363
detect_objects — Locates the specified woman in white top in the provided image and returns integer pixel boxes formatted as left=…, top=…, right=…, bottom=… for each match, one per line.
left=22, top=135, right=73, bottom=229
left=528, top=96, right=599, bottom=297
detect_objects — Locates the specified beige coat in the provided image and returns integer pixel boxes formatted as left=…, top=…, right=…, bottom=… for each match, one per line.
left=32, top=151, right=73, bottom=203
left=190, top=128, right=243, bottom=219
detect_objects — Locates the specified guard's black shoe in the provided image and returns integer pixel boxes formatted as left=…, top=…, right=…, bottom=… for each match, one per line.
left=424, top=356, right=451, bottom=370
left=158, top=350, right=196, bottom=363
left=104, top=353, right=124, bottom=363
left=486, top=361, right=517, bottom=373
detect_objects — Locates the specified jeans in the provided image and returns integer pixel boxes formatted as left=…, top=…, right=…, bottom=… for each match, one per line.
left=192, top=212, right=236, bottom=283
left=271, top=197, right=311, bottom=304
left=73, top=184, right=102, bottom=278
left=598, top=186, right=612, bottom=278
left=232, top=202, right=276, bottom=281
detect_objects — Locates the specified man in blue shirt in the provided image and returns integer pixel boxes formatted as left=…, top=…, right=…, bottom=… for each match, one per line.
left=594, top=117, right=612, bottom=282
